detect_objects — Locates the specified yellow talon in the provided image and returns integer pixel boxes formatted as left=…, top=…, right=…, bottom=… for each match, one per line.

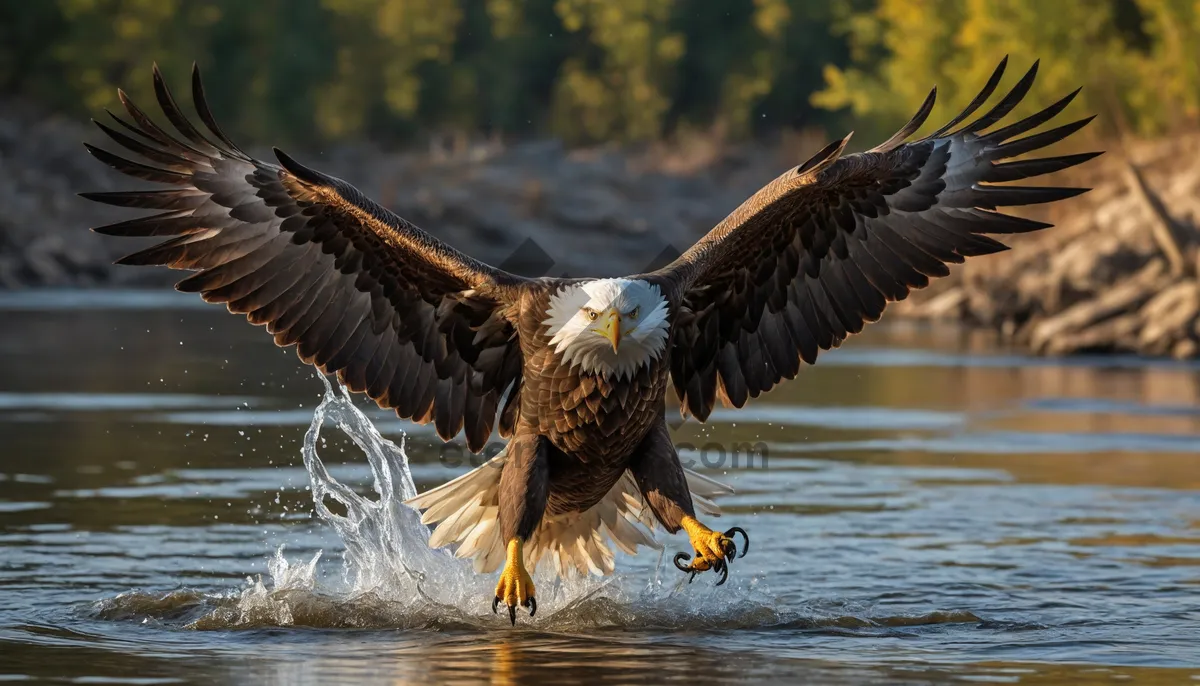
left=676, top=516, right=749, bottom=585
left=493, top=538, right=536, bottom=625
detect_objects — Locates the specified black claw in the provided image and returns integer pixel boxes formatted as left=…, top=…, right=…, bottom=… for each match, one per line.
left=526, top=596, right=537, bottom=617
left=713, top=557, right=729, bottom=586
left=724, top=527, right=750, bottom=558
left=674, top=552, right=699, bottom=582
left=508, top=604, right=517, bottom=626
left=673, top=551, right=693, bottom=572
left=492, top=596, right=500, bottom=614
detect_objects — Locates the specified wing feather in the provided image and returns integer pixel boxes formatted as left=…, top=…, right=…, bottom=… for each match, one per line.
left=654, top=58, right=1100, bottom=420
left=83, top=64, right=529, bottom=451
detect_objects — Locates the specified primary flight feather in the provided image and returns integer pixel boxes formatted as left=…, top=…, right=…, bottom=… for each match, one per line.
left=82, top=57, right=1099, bottom=624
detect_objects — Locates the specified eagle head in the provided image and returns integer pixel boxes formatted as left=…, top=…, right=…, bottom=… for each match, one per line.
left=544, top=278, right=670, bottom=379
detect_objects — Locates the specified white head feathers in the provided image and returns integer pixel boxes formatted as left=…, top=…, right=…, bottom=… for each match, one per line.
left=543, top=279, right=670, bottom=379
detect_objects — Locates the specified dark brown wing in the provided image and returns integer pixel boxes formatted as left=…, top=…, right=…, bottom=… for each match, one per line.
left=653, top=58, right=1101, bottom=421
left=81, top=64, right=529, bottom=452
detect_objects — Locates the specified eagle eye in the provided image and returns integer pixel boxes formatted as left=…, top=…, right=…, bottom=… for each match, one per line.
left=584, top=308, right=598, bottom=321
left=628, top=307, right=639, bottom=319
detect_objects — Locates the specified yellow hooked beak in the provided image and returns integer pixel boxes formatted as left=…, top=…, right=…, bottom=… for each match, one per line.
left=594, top=308, right=622, bottom=352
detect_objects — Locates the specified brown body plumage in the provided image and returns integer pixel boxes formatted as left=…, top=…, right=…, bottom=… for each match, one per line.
left=82, top=58, right=1100, bottom=618
left=514, top=285, right=672, bottom=513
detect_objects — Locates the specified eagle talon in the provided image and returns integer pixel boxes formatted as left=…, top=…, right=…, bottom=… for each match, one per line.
left=724, top=527, right=750, bottom=559
left=673, top=548, right=731, bottom=585
left=677, top=517, right=749, bottom=586
left=494, top=538, right=536, bottom=626
left=673, top=551, right=693, bottom=572
left=712, top=557, right=729, bottom=586
left=673, top=552, right=699, bottom=583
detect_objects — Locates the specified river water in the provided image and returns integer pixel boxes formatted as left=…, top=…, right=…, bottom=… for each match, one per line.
left=0, top=290, right=1197, bottom=684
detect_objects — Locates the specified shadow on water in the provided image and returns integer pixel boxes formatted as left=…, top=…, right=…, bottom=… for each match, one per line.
left=1, top=294, right=1199, bottom=684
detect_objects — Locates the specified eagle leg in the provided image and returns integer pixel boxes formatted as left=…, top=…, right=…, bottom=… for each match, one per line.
left=493, top=538, right=536, bottom=626
left=495, top=434, right=549, bottom=625
left=628, top=421, right=749, bottom=586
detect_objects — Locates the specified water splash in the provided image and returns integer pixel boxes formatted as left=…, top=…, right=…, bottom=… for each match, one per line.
left=94, top=374, right=785, bottom=631
left=293, top=374, right=637, bottom=619
left=299, top=373, right=469, bottom=599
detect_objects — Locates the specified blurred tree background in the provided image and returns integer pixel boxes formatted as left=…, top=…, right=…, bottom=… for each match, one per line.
left=0, top=0, right=1194, bottom=147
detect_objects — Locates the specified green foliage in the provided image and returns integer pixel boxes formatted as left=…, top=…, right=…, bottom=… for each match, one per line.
left=814, top=0, right=1200, bottom=141
left=1, top=1, right=1196, bottom=146
left=0, top=0, right=850, bottom=145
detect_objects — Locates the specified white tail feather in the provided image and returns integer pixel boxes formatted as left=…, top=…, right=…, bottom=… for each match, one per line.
left=404, top=453, right=733, bottom=577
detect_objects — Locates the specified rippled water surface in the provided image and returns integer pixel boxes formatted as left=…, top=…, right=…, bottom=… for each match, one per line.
left=1, top=290, right=1198, bottom=684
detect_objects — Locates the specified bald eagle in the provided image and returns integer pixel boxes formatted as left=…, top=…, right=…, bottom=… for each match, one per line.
left=82, top=58, right=1098, bottom=624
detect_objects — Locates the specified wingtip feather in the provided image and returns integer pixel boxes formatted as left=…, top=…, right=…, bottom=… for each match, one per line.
left=190, top=62, right=247, bottom=156
left=957, top=60, right=1040, bottom=136
left=871, top=88, right=936, bottom=153
left=796, top=132, right=853, bottom=177
left=274, top=147, right=326, bottom=185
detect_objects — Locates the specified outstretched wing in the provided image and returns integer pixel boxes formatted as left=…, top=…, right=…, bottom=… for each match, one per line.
left=655, top=58, right=1101, bottom=421
left=82, top=64, right=529, bottom=452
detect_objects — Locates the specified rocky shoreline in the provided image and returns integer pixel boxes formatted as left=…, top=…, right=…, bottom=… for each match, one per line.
left=895, top=135, right=1200, bottom=359
left=3, top=98, right=1196, bottom=358
left=0, top=99, right=799, bottom=288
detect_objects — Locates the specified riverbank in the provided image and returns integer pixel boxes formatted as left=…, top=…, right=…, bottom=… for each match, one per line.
left=895, top=135, right=1200, bottom=359
left=3, top=98, right=1196, bottom=358
left=0, top=99, right=802, bottom=288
